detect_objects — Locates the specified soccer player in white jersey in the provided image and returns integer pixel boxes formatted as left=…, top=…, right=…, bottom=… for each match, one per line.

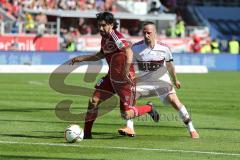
left=118, top=21, right=199, bottom=139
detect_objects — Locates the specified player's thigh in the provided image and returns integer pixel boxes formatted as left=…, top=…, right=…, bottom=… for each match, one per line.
left=136, top=85, right=156, bottom=98
left=92, top=76, right=115, bottom=105
left=156, top=86, right=176, bottom=105
left=137, top=82, right=176, bottom=105
left=113, top=82, right=136, bottom=112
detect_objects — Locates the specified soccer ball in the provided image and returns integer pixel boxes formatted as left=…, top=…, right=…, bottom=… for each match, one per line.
left=64, top=124, right=84, bottom=143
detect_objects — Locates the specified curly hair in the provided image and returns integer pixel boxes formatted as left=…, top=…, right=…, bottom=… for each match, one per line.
left=96, top=12, right=119, bottom=30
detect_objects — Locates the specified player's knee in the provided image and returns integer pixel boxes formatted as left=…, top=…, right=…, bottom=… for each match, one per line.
left=167, top=94, right=182, bottom=107
left=168, top=94, right=180, bottom=104
left=89, top=97, right=99, bottom=108
left=121, top=113, right=130, bottom=120
left=121, top=110, right=134, bottom=120
left=167, top=94, right=175, bottom=103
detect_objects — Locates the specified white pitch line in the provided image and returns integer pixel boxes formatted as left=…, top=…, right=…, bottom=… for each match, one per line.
left=28, top=80, right=45, bottom=86
left=0, top=140, right=239, bottom=157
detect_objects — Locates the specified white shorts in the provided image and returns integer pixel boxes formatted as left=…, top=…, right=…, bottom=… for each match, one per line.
left=136, top=80, right=176, bottom=105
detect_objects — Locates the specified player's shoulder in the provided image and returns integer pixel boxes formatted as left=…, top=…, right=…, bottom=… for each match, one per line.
left=156, top=41, right=170, bottom=48
left=111, top=30, right=125, bottom=38
left=156, top=41, right=171, bottom=51
left=132, top=40, right=144, bottom=51
left=132, top=40, right=144, bottom=47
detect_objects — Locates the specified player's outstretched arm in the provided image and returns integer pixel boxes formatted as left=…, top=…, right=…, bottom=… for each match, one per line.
left=166, top=61, right=181, bottom=89
left=69, top=51, right=105, bottom=65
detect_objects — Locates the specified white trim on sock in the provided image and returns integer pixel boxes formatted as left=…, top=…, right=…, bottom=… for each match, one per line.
left=179, top=105, right=196, bottom=132
left=188, top=121, right=196, bottom=132
left=179, top=105, right=189, bottom=118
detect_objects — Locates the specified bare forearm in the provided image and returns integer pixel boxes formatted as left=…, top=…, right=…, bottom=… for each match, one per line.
left=166, top=62, right=181, bottom=88
left=71, top=51, right=104, bottom=64
left=74, top=54, right=101, bottom=62
left=167, top=62, right=177, bottom=82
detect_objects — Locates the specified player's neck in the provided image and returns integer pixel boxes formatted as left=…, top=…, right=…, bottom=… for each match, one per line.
left=145, top=41, right=155, bottom=49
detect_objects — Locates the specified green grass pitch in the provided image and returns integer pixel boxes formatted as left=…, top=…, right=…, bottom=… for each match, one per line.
left=0, top=72, right=239, bottom=160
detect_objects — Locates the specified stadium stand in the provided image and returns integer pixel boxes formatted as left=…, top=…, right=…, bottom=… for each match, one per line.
left=0, top=0, right=239, bottom=54
left=0, top=0, right=240, bottom=73
left=188, top=5, right=240, bottom=40
left=0, top=0, right=179, bottom=52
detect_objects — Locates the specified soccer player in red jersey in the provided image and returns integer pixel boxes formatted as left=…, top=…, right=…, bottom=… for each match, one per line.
left=70, top=12, right=159, bottom=139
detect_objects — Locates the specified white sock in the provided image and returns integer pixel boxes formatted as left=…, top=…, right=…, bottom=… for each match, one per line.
left=126, top=119, right=134, bottom=130
left=188, top=121, right=196, bottom=132
left=179, top=105, right=189, bottom=119
left=179, top=105, right=196, bottom=132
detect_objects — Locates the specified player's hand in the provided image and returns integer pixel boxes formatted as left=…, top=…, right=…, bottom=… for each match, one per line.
left=69, top=57, right=80, bottom=65
left=174, top=80, right=181, bottom=89
left=124, top=72, right=134, bottom=85
left=125, top=75, right=135, bottom=85
left=133, top=77, right=139, bottom=83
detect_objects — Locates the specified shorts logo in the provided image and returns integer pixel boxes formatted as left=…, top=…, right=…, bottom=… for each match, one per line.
left=96, top=78, right=104, bottom=86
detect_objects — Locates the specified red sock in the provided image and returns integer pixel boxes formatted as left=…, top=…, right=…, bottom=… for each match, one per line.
left=84, top=120, right=94, bottom=136
left=133, top=105, right=152, bottom=116
left=84, top=108, right=98, bottom=136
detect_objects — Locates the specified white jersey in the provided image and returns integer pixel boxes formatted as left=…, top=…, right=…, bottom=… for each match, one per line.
left=132, top=40, right=173, bottom=84
left=132, top=40, right=175, bottom=105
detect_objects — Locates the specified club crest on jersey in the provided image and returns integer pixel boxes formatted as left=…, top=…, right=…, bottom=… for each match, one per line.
left=103, top=40, right=118, bottom=53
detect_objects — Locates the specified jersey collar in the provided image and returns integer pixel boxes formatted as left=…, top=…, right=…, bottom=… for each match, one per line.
left=144, top=40, right=157, bottom=50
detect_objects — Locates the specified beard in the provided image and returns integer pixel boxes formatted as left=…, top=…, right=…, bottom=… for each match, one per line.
left=100, top=31, right=109, bottom=37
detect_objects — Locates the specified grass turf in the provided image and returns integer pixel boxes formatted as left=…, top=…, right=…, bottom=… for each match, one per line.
left=0, top=72, right=239, bottom=160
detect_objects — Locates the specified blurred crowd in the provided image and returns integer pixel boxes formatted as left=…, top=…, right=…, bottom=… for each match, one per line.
left=0, top=0, right=118, bottom=17
left=0, top=0, right=180, bottom=51
left=0, top=0, right=119, bottom=35
left=0, top=0, right=120, bottom=42
left=191, top=36, right=239, bottom=54
left=1, top=0, right=239, bottom=53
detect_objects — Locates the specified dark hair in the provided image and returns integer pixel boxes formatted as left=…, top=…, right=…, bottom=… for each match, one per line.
left=96, top=12, right=119, bottom=30
left=143, top=21, right=155, bottom=26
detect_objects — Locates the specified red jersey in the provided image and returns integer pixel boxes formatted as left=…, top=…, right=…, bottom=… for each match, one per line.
left=101, top=30, right=135, bottom=82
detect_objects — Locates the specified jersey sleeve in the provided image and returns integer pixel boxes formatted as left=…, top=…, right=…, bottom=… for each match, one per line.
left=110, top=30, right=130, bottom=50
left=165, top=46, right=173, bottom=62
left=132, top=48, right=137, bottom=63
